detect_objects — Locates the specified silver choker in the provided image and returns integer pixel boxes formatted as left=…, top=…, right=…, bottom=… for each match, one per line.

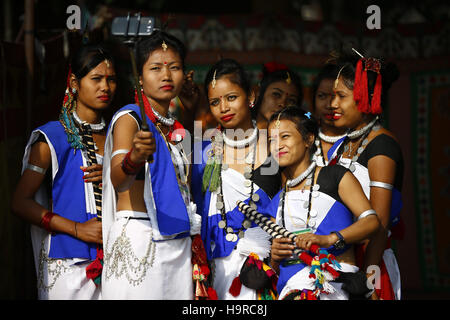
left=286, top=161, right=317, bottom=188
left=72, top=111, right=105, bottom=132
left=318, top=129, right=347, bottom=143
left=347, top=117, right=379, bottom=140
left=223, top=126, right=258, bottom=149
left=152, top=107, right=175, bottom=127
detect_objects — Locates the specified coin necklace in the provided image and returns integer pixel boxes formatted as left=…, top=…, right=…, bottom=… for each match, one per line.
left=217, top=139, right=259, bottom=242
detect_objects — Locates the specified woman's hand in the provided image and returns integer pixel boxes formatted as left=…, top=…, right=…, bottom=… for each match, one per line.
left=271, top=237, right=295, bottom=262
left=81, top=164, right=103, bottom=183
left=294, top=233, right=334, bottom=251
left=131, top=130, right=156, bottom=163
left=75, top=218, right=103, bottom=244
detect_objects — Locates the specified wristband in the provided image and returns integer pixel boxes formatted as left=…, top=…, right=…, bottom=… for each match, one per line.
left=40, top=211, right=57, bottom=233
left=121, top=149, right=145, bottom=175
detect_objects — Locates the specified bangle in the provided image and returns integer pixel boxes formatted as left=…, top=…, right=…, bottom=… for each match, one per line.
left=40, top=211, right=57, bottom=233
left=121, top=149, right=145, bottom=175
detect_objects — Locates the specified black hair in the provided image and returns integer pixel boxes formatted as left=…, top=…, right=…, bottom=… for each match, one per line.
left=269, top=105, right=318, bottom=156
left=137, top=30, right=187, bottom=75
left=251, top=67, right=303, bottom=118
left=328, top=50, right=400, bottom=110
left=204, top=58, right=251, bottom=100
left=71, top=45, right=114, bottom=80
left=311, top=63, right=340, bottom=111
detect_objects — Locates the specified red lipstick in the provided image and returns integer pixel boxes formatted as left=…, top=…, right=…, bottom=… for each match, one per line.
left=161, top=85, right=174, bottom=91
left=220, top=114, right=235, bottom=122
left=98, top=95, right=110, bottom=102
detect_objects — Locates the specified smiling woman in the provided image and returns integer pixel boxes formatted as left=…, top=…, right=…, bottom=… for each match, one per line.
left=191, top=59, right=281, bottom=300
left=11, top=45, right=116, bottom=300
left=266, top=106, right=380, bottom=300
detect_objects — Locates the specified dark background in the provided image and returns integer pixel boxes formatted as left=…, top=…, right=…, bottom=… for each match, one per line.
left=1, top=0, right=449, bottom=299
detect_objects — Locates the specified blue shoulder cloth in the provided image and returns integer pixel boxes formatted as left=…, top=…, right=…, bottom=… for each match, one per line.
left=37, top=121, right=97, bottom=260
left=114, top=104, right=191, bottom=237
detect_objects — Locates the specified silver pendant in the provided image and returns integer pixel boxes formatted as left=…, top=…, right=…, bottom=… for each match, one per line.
left=362, top=138, right=369, bottom=145
left=303, top=201, right=309, bottom=209
left=312, top=191, right=319, bottom=198
left=242, top=220, right=252, bottom=229
left=216, top=201, right=224, bottom=210
left=238, top=230, right=245, bottom=239
left=308, top=219, right=316, bottom=227
left=312, top=184, right=320, bottom=191
left=244, top=180, right=252, bottom=187
left=250, top=201, right=257, bottom=210
left=310, top=209, right=317, bottom=217
left=251, top=193, right=260, bottom=202
left=227, top=227, right=234, bottom=233
left=244, top=166, right=252, bottom=173
left=350, top=164, right=356, bottom=172
left=357, top=147, right=364, bottom=154
left=226, top=233, right=235, bottom=242
left=305, top=178, right=312, bottom=186
left=244, top=172, right=252, bottom=179
left=218, top=220, right=226, bottom=229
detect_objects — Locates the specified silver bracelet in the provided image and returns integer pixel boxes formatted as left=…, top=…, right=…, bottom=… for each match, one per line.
left=111, top=149, right=130, bottom=159
left=369, top=181, right=393, bottom=190
left=26, top=163, right=47, bottom=175
left=357, top=209, right=377, bottom=221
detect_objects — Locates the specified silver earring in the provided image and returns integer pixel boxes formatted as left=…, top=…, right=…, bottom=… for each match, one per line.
left=72, top=88, right=77, bottom=94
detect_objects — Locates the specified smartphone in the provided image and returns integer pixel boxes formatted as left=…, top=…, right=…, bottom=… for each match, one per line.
left=111, top=15, right=155, bottom=37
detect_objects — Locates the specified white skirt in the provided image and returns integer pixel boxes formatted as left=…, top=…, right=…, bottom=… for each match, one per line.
left=279, top=262, right=359, bottom=300
left=384, top=248, right=401, bottom=300
left=102, top=211, right=193, bottom=300
left=31, top=226, right=101, bottom=300
left=212, top=250, right=257, bottom=300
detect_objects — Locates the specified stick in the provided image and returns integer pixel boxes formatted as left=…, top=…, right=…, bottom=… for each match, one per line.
left=80, top=123, right=103, bottom=221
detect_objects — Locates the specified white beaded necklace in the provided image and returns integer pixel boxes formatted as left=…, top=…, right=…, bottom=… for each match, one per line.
left=286, top=161, right=317, bottom=188
left=72, top=111, right=106, bottom=132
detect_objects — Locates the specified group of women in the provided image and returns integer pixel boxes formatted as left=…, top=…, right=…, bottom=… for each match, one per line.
left=12, top=30, right=403, bottom=300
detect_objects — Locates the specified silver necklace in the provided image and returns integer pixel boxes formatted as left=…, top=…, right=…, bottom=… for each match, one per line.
left=222, top=125, right=258, bottom=149
left=347, top=116, right=379, bottom=140
left=151, top=106, right=175, bottom=127
left=286, top=161, right=317, bottom=188
left=318, top=129, right=347, bottom=143
left=72, top=111, right=106, bottom=132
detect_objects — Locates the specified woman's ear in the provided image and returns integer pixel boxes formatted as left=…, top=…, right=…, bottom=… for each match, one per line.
left=70, top=74, right=79, bottom=92
left=249, top=85, right=259, bottom=108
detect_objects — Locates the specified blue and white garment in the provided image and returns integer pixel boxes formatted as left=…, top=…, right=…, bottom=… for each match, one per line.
left=101, top=104, right=199, bottom=299
left=191, top=142, right=281, bottom=300
left=337, top=133, right=403, bottom=300
left=22, top=121, right=101, bottom=299
left=266, top=165, right=359, bottom=300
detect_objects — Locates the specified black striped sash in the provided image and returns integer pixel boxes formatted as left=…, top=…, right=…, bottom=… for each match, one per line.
left=80, top=123, right=102, bottom=221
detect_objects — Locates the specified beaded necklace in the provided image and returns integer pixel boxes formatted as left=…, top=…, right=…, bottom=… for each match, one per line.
left=280, top=162, right=318, bottom=229
left=217, top=137, right=259, bottom=242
